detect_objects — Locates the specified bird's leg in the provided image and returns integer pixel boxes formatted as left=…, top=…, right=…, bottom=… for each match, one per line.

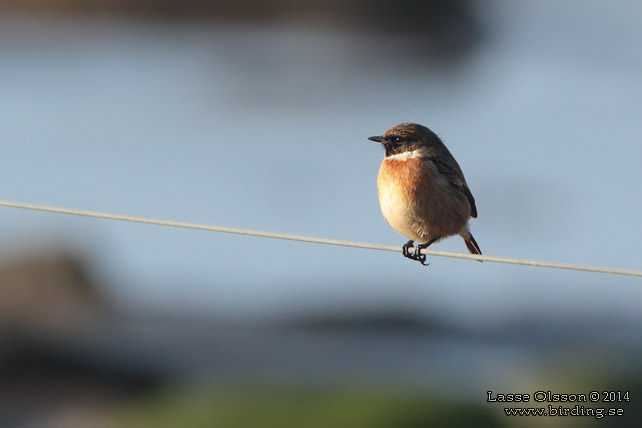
left=402, top=240, right=415, bottom=259
left=414, top=237, right=439, bottom=266
left=402, top=240, right=427, bottom=264
left=402, top=240, right=424, bottom=263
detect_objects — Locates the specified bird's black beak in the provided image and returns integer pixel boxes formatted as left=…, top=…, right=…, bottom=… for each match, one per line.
left=368, top=136, right=383, bottom=143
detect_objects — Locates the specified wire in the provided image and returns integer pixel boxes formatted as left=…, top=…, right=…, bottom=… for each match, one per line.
left=0, top=199, right=640, bottom=278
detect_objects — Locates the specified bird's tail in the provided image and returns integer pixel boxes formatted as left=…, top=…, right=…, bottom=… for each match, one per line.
left=464, top=235, right=482, bottom=255
left=461, top=231, right=482, bottom=261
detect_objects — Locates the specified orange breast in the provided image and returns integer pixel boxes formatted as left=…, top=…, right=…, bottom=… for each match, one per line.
left=377, top=157, right=469, bottom=243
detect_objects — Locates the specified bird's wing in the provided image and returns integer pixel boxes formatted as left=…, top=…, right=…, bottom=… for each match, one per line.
left=430, top=156, right=478, bottom=218
left=459, top=183, right=478, bottom=218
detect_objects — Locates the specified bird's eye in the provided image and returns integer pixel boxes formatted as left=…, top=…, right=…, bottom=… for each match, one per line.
left=390, top=136, right=403, bottom=145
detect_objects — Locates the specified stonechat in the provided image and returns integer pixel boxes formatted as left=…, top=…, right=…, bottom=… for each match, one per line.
left=369, top=123, right=481, bottom=265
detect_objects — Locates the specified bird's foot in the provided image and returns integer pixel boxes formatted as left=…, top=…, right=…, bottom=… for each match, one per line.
left=402, top=240, right=428, bottom=266
left=415, top=242, right=430, bottom=266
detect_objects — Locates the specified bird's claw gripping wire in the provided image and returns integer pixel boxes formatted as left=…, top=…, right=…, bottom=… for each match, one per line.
left=402, top=240, right=429, bottom=266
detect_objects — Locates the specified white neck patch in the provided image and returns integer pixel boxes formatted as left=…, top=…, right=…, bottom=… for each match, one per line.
left=386, top=150, right=423, bottom=161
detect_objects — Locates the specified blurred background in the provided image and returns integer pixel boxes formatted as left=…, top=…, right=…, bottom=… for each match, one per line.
left=1, top=0, right=641, bottom=426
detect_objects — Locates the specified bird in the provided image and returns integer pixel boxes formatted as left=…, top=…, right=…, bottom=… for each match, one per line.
left=369, top=123, right=481, bottom=265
